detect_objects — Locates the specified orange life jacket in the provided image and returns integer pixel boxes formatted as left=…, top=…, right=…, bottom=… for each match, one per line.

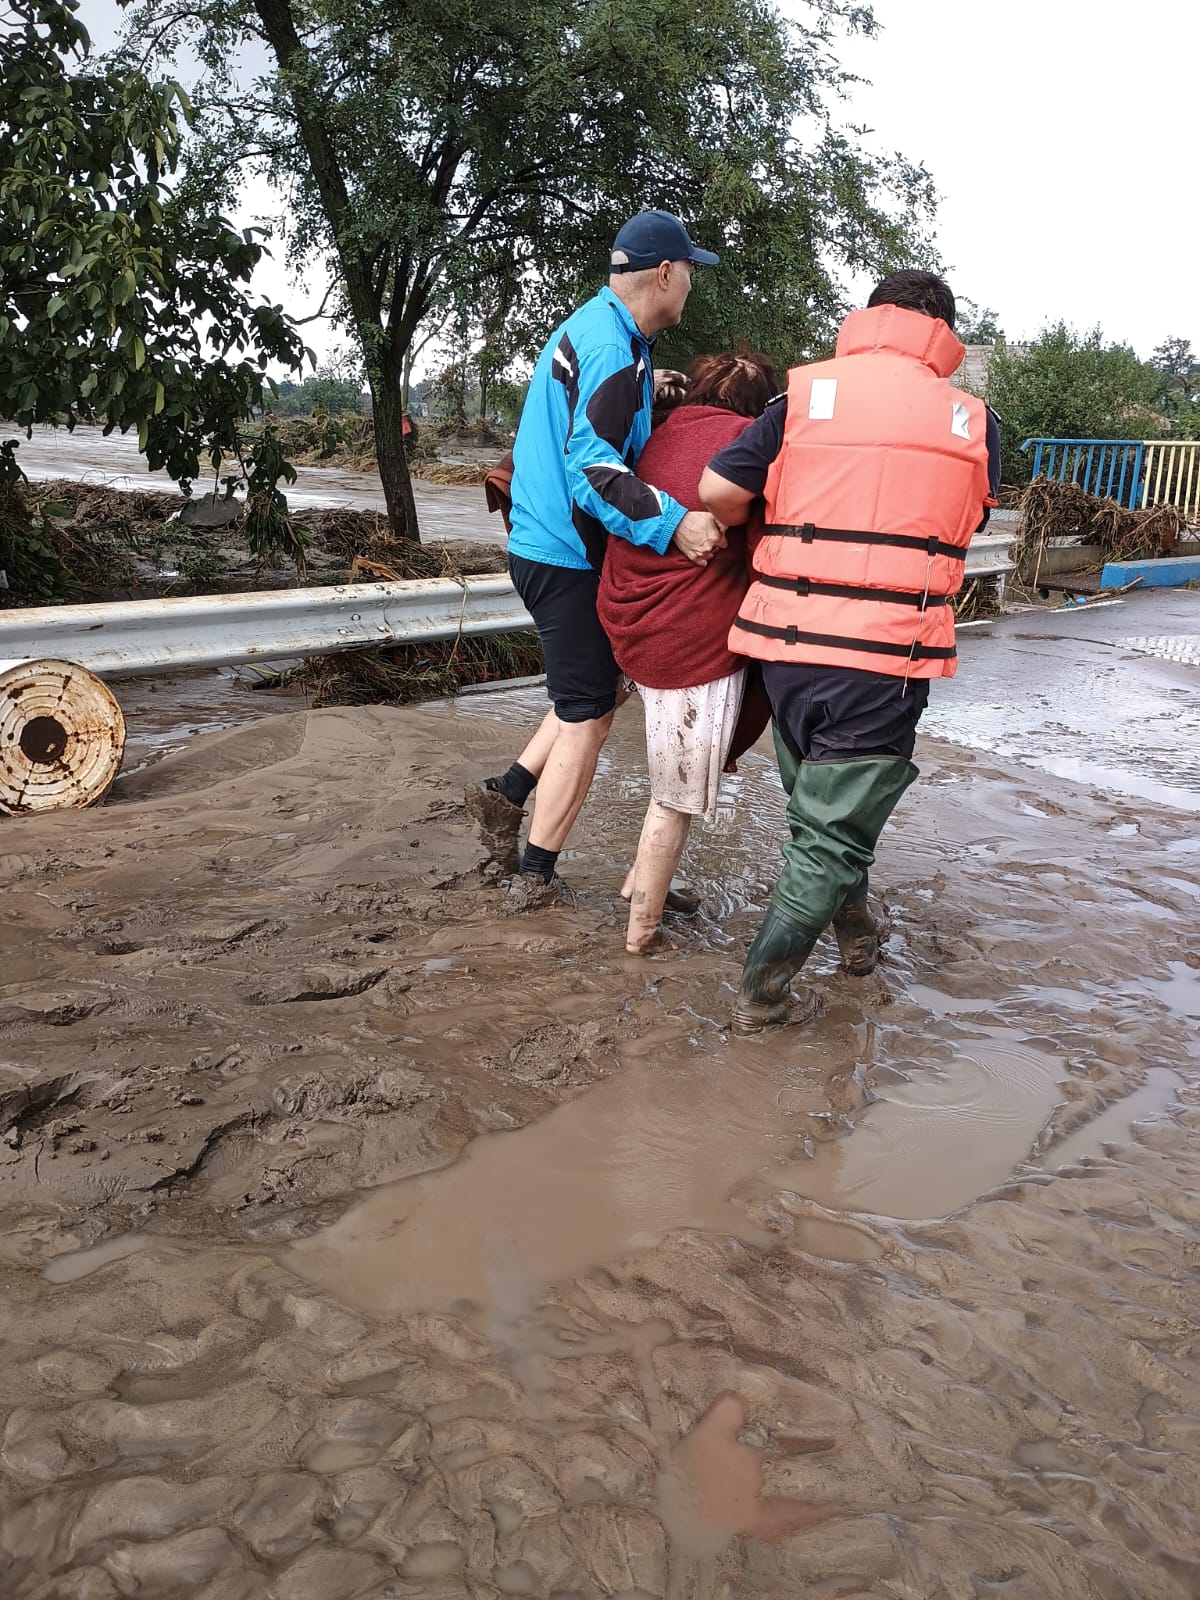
left=727, top=304, right=994, bottom=680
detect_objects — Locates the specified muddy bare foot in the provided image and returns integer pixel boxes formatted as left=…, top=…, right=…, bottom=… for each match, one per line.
left=622, top=878, right=702, bottom=915
left=464, top=780, right=523, bottom=875
left=626, top=927, right=680, bottom=956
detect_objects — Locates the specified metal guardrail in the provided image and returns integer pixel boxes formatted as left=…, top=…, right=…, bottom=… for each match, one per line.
left=0, top=525, right=1016, bottom=680
left=0, top=576, right=534, bottom=678
left=1021, top=437, right=1200, bottom=524
left=965, top=525, right=1016, bottom=580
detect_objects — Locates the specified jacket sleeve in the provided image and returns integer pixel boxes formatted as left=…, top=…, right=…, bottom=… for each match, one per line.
left=563, top=341, right=687, bottom=554
left=974, top=405, right=1003, bottom=532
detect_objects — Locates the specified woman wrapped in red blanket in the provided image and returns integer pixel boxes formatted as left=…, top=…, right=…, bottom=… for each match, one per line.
left=598, top=353, right=777, bottom=953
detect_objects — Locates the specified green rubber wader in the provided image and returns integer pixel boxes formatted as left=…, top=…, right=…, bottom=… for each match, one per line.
left=739, top=751, right=917, bottom=1005
left=772, top=753, right=917, bottom=930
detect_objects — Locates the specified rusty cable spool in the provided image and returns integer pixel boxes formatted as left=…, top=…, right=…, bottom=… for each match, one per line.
left=0, top=658, right=125, bottom=816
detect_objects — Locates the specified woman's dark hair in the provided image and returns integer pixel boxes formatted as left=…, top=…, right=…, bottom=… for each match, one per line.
left=683, top=352, right=779, bottom=418
left=867, top=270, right=956, bottom=330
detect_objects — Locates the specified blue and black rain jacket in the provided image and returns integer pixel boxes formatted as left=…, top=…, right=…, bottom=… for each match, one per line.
left=507, top=287, right=687, bottom=571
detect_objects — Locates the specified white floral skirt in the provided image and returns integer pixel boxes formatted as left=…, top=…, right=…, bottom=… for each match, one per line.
left=634, top=668, right=746, bottom=823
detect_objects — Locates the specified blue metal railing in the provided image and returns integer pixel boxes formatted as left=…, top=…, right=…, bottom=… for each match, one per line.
left=1020, top=438, right=1145, bottom=508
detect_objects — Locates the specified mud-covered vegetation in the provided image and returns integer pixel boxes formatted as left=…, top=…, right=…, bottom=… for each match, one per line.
left=0, top=478, right=505, bottom=606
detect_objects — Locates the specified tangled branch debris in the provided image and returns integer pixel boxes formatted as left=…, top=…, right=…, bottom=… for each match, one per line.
left=1015, top=478, right=1184, bottom=578
left=953, top=576, right=1003, bottom=624
left=294, top=632, right=543, bottom=707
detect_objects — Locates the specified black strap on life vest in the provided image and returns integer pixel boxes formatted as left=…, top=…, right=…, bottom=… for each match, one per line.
left=763, top=523, right=967, bottom=562
left=733, top=615, right=958, bottom=661
left=753, top=573, right=952, bottom=609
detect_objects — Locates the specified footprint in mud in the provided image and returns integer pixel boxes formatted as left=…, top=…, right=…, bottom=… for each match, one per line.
left=499, top=1019, right=615, bottom=1088
left=657, top=1391, right=837, bottom=1560
left=245, top=967, right=388, bottom=1005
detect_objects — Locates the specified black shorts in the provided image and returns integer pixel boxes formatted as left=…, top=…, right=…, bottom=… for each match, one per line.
left=509, top=552, right=618, bottom=723
left=763, top=662, right=929, bottom=764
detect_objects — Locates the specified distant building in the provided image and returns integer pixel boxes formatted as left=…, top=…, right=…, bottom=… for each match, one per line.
left=951, top=339, right=1030, bottom=398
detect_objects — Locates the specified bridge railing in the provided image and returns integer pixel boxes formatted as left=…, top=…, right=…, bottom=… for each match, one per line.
left=1021, top=437, right=1200, bottom=523
left=1020, top=438, right=1145, bottom=507
left=1139, top=441, right=1200, bottom=524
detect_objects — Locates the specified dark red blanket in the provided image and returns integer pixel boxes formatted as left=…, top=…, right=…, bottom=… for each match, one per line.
left=598, top=406, right=760, bottom=690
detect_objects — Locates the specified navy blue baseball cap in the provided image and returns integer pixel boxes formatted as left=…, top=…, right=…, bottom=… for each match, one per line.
left=610, top=210, right=720, bottom=272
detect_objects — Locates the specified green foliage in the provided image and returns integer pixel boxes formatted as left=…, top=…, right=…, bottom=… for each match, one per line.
left=1149, top=336, right=1200, bottom=439
left=239, top=425, right=308, bottom=572
left=0, top=0, right=309, bottom=499
left=269, top=351, right=365, bottom=416
left=127, top=0, right=937, bottom=540
left=1151, top=336, right=1195, bottom=380
left=270, top=374, right=364, bottom=415
left=428, top=359, right=476, bottom=425
left=956, top=297, right=1001, bottom=345
left=489, top=376, right=529, bottom=430
left=0, top=482, right=69, bottom=605
left=986, top=324, right=1165, bottom=483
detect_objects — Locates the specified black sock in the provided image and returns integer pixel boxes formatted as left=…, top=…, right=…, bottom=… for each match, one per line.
left=485, top=762, right=537, bottom=809
left=519, top=842, right=559, bottom=883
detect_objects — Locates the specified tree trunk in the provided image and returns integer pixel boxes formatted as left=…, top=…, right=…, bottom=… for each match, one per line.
left=401, top=346, right=414, bottom=412
left=370, top=370, right=420, bottom=543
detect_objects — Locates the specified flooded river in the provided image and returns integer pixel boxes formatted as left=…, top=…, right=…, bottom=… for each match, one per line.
left=1, top=593, right=1199, bottom=1596
left=14, top=422, right=502, bottom=547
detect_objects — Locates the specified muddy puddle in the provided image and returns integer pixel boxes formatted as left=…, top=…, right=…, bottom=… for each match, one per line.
left=2, top=675, right=1200, bottom=1597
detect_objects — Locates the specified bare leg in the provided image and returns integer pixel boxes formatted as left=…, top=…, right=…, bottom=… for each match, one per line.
left=513, top=707, right=559, bottom=783
left=625, top=801, right=692, bottom=953
left=525, top=713, right=614, bottom=853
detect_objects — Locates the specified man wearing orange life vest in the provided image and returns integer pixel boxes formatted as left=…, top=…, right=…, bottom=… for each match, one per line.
left=699, top=271, right=1000, bottom=1034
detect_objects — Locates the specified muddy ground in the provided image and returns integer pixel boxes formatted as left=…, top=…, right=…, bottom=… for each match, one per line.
left=1, top=630, right=1199, bottom=1599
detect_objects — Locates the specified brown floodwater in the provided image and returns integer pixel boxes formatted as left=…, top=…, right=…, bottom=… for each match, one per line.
left=1, top=638, right=1199, bottom=1597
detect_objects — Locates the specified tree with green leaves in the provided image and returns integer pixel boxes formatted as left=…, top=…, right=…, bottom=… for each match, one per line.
left=955, top=298, right=1001, bottom=345
left=1151, top=336, right=1195, bottom=381
left=268, top=353, right=365, bottom=416
left=986, top=323, right=1165, bottom=483
left=1148, top=335, right=1199, bottom=438
left=127, top=0, right=937, bottom=543
left=0, top=0, right=308, bottom=537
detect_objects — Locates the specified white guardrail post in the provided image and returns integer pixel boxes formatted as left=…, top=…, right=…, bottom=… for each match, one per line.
left=0, top=524, right=1015, bottom=680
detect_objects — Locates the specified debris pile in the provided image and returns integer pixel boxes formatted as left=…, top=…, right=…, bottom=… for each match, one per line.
left=1015, top=478, right=1184, bottom=579
left=295, top=630, right=542, bottom=707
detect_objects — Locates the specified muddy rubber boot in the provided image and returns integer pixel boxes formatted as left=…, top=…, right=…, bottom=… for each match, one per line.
left=832, top=879, right=879, bottom=976
left=464, top=781, right=523, bottom=876
left=731, top=906, right=821, bottom=1036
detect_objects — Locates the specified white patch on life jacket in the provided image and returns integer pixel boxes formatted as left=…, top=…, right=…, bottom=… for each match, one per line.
left=951, top=401, right=972, bottom=440
left=553, top=348, right=576, bottom=379
left=808, top=378, right=837, bottom=420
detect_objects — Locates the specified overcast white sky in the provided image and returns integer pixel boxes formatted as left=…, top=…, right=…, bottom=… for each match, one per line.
left=85, top=0, right=1197, bottom=364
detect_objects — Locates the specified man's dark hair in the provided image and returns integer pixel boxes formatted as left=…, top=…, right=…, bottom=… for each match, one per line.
left=868, top=270, right=956, bottom=330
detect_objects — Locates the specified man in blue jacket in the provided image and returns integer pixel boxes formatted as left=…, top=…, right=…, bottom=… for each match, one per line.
left=468, top=210, right=725, bottom=904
